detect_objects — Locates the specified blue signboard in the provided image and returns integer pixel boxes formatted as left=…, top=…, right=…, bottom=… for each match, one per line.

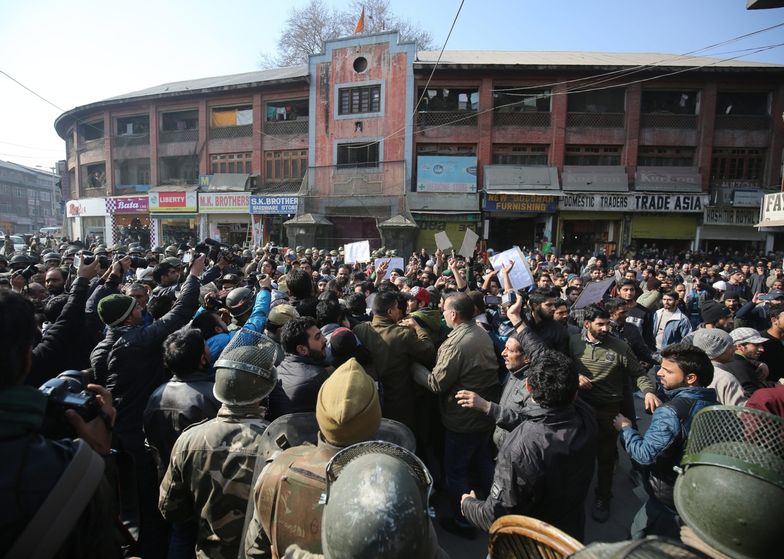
left=416, top=155, right=477, bottom=193
left=249, top=196, right=299, bottom=215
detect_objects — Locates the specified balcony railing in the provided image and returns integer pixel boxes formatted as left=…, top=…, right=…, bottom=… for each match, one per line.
left=77, top=138, right=105, bottom=152
left=640, top=114, right=697, bottom=129
left=113, top=134, right=150, bottom=147
left=714, top=114, right=770, bottom=130
left=566, top=112, right=625, bottom=128
left=307, top=160, right=406, bottom=197
left=417, top=111, right=478, bottom=127
left=209, top=125, right=253, bottom=139
left=159, top=129, right=198, bottom=143
left=493, top=112, right=551, bottom=127
left=263, top=120, right=308, bottom=135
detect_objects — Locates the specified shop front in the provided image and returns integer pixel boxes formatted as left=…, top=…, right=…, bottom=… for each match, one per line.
left=556, top=209, right=624, bottom=257
left=149, top=188, right=199, bottom=246
left=628, top=193, right=707, bottom=253
left=105, top=195, right=150, bottom=247
left=757, top=192, right=784, bottom=253
left=412, top=213, right=482, bottom=254
left=198, top=192, right=251, bottom=246
left=249, top=195, right=299, bottom=246
left=483, top=192, right=558, bottom=251
left=65, top=197, right=108, bottom=245
left=699, top=207, right=767, bottom=252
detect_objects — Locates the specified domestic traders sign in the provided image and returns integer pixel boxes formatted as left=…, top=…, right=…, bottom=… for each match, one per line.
left=558, top=193, right=708, bottom=213
left=483, top=193, right=558, bottom=213
left=198, top=193, right=250, bottom=214
left=249, top=196, right=299, bottom=215
left=149, top=190, right=198, bottom=213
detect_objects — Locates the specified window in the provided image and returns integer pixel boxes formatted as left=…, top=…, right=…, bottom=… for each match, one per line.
left=711, top=148, right=765, bottom=183
left=716, top=92, right=770, bottom=116
left=337, top=142, right=380, bottom=168
left=266, top=99, right=308, bottom=122
left=565, top=146, right=622, bottom=166
left=210, top=153, right=252, bottom=175
left=567, top=89, right=625, bottom=113
left=338, top=86, right=381, bottom=115
left=83, top=163, right=106, bottom=189
left=114, top=158, right=151, bottom=186
left=264, top=150, right=307, bottom=180
left=493, top=88, right=551, bottom=112
left=161, top=110, right=198, bottom=131
left=641, top=90, right=698, bottom=115
left=492, top=145, right=549, bottom=165
left=80, top=120, right=104, bottom=141
left=116, top=115, right=149, bottom=136
left=211, top=105, right=252, bottom=127
left=418, top=88, right=479, bottom=112
left=159, top=156, right=199, bottom=185
left=637, top=147, right=695, bottom=167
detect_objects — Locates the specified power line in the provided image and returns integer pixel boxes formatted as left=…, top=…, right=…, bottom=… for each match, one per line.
left=0, top=69, right=64, bottom=112
left=0, top=140, right=63, bottom=152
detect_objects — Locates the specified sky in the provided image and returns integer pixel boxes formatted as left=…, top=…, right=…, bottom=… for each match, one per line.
left=0, top=0, right=782, bottom=172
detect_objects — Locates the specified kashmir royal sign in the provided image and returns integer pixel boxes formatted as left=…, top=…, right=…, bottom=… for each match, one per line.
left=198, top=193, right=250, bottom=214
left=558, top=193, right=708, bottom=213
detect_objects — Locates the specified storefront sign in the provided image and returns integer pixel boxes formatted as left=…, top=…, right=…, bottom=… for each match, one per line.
left=249, top=196, right=299, bottom=215
left=732, top=189, right=763, bottom=208
left=66, top=197, right=107, bottom=217
left=483, top=193, right=557, bottom=213
left=198, top=193, right=250, bottom=214
left=416, top=156, right=477, bottom=193
left=106, top=196, right=149, bottom=214
left=704, top=207, right=759, bottom=226
left=635, top=167, right=701, bottom=191
left=760, top=192, right=784, bottom=226
left=558, top=193, right=707, bottom=213
left=149, top=190, right=198, bottom=213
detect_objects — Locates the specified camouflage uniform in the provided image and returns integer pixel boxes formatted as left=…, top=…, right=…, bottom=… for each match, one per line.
left=159, top=405, right=270, bottom=559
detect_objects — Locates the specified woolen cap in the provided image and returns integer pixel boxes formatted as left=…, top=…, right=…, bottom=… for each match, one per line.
left=692, top=328, right=733, bottom=360
left=316, top=358, right=381, bottom=447
left=730, top=327, right=767, bottom=345
left=98, top=294, right=136, bottom=327
left=700, top=300, right=730, bottom=324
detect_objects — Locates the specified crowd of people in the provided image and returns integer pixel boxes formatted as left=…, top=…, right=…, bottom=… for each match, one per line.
left=0, top=234, right=782, bottom=559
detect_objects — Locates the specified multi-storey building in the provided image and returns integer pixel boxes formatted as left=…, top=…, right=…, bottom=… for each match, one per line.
left=55, top=32, right=784, bottom=254
left=0, top=160, right=62, bottom=234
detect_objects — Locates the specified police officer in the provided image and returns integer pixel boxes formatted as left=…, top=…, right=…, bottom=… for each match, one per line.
left=159, top=332, right=278, bottom=559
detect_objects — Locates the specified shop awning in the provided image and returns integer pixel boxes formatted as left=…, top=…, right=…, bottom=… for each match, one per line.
left=484, top=165, right=560, bottom=192
left=198, top=173, right=252, bottom=192
left=701, top=224, right=766, bottom=241
left=756, top=220, right=784, bottom=228
left=487, top=190, right=564, bottom=197
left=634, top=167, right=701, bottom=192
left=562, top=166, right=628, bottom=192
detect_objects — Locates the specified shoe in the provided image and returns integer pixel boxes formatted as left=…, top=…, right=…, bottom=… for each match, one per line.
left=438, top=516, right=478, bottom=539
left=592, top=498, right=611, bottom=523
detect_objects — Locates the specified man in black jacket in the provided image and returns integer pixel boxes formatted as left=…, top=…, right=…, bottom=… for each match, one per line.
left=618, top=279, right=656, bottom=366
left=91, top=254, right=205, bottom=559
left=460, top=350, right=597, bottom=541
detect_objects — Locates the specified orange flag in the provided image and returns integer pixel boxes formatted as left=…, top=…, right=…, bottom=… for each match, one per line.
left=355, top=6, right=365, bottom=33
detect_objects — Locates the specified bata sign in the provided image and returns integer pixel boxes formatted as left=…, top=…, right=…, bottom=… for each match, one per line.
left=106, top=196, right=148, bottom=214
left=558, top=193, right=708, bottom=213
left=149, top=190, right=198, bottom=213
left=198, top=193, right=250, bottom=214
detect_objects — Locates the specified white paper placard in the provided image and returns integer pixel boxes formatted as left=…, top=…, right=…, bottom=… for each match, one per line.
left=458, top=227, right=479, bottom=258
left=572, top=277, right=615, bottom=309
left=434, top=231, right=452, bottom=251
left=344, top=240, right=371, bottom=264
left=490, top=246, right=534, bottom=290
left=374, top=257, right=406, bottom=279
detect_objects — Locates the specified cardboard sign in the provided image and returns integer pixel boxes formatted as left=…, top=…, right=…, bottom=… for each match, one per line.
left=490, top=247, right=534, bottom=290
left=573, top=277, right=615, bottom=310
left=458, top=227, right=479, bottom=258
left=344, top=240, right=371, bottom=264
left=434, top=231, right=452, bottom=251
left=374, top=257, right=406, bottom=279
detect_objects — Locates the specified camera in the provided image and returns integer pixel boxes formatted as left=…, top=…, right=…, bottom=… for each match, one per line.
left=501, top=292, right=516, bottom=306
left=82, top=254, right=111, bottom=268
left=39, top=371, right=101, bottom=439
left=484, top=295, right=502, bottom=306
left=128, top=256, right=149, bottom=269
left=20, top=264, right=38, bottom=281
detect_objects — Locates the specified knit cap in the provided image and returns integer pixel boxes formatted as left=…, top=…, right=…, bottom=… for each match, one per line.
left=316, top=358, right=381, bottom=446
left=692, top=328, right=733, bottom=360
left=98, top=294, right=136, bottom=327
left=700, top=300, right=730, bottom=325
left=268, top=303, right=299, bottom=327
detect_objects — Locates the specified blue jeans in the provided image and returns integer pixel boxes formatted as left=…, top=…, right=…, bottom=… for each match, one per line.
left=444, top=429, right=495, bottom=526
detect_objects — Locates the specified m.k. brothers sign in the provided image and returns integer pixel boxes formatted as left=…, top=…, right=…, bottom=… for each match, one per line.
left=558, top=193, right=708, bottom=213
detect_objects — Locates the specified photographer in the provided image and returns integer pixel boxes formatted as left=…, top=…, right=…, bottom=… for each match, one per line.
left=0, top=290, right=120, bottom=558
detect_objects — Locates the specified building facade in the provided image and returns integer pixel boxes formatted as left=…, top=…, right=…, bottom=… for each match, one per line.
left=0, top=160, right=62, bottom=235
left=55, top=33, right=784, bottom=255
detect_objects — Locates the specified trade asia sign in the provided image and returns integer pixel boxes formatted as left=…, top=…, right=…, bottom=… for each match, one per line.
left=416, top=156, right=477, bottom=193
left=198, top=193, right=250, bottom=214
left=149, top=190, right=198, bottom=213
left=249, top=196, right=299, bottom=215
